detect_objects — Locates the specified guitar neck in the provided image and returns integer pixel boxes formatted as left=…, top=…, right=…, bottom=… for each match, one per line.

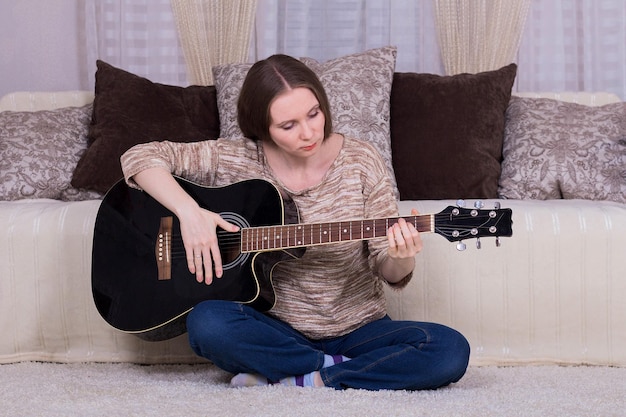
left=241, top=215, right=433, bottom=252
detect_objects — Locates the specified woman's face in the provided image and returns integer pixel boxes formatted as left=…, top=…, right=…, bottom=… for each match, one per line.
left=267, top=87, right=326, bottom=158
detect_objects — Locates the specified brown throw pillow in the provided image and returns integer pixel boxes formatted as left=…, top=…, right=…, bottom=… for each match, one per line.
left=71, top=60, right=220, bottom=194
left=390, top=64, right=517, bottom=200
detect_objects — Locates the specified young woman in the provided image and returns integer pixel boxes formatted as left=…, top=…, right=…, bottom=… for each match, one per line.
left=120, top=54, right=470, bottom=390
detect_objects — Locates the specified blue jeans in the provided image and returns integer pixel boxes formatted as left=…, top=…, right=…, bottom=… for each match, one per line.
left=187, top=300, right=470, bottom=391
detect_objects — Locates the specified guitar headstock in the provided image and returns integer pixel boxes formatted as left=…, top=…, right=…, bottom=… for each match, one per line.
left=434, top=201, right=512, bottom=250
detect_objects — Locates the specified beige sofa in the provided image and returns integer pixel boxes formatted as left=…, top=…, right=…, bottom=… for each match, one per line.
left=1, top=90, right=625, bottom=366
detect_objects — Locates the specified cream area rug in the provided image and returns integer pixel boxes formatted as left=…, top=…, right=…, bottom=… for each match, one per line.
left=1, top=362, right=625, bottom=417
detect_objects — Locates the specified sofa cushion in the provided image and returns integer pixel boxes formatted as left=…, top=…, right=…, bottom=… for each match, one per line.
left=498, top=96, right=626, bottom=203
left=71, top=60, right=220, bottom=194
left=390, top=64, right=517, bottom=200
left=213, top=46, right=399, bottom=196
left=0, top=104, right=101, bottom=201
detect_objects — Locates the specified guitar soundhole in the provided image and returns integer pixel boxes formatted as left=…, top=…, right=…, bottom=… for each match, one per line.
left=219, top=233, right=244, bottom=265
left=219, top=212, right=251, bottom=270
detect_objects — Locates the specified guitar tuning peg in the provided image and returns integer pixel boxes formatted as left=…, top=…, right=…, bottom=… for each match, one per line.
left=456, top=199, right=466, bottom=208
left=494, top=202, right=501, bottom=210
left=495, top=236, right=501, bottom=247
left=476, top=238, right=481, bottom=249
left=456, top=241, right=467, bottom=251
left=474, top=200, right=484, bottom=209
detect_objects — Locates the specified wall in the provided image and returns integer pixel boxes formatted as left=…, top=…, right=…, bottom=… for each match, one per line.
left=0, top=0, right=86, bottom=98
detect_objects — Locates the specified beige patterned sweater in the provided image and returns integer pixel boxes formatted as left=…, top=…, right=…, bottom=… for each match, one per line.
left=121, top=136, right=412, bottom=339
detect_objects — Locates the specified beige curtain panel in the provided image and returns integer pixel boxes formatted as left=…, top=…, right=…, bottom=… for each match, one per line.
left=435, top=0, right=531, bottom=75
left=171, top=0, right=257, bottom=85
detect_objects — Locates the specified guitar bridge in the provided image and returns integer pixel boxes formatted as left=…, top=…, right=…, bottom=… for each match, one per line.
left=156, top=216, right=173, bottom=280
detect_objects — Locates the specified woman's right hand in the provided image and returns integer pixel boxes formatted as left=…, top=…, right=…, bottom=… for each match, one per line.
left=176, top=204, right=239, bottom=285
left=130, top=167, right=239, bottom=285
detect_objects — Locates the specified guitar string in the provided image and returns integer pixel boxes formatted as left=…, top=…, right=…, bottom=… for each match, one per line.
left=164, top=214, right=496, bottom=247
left=163, top=213, right=500, bottom=258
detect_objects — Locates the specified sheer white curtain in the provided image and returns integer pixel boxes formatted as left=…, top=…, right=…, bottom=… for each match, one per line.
left=252, top=0, right=626, bottom=98
left=82, top=0, right=626, bottom=99
left=84, top=0, right=188, bottom=88
left=251, top=0, right=443, bottom=75
left=515, top=0, right=626, bottom=98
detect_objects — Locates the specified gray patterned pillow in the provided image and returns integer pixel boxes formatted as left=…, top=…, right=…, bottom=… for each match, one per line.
left=498, top=97, right=625, bottom=203
left=0, top=105, right=102, bottom=201
left=213, top=46, right=399, bottom=195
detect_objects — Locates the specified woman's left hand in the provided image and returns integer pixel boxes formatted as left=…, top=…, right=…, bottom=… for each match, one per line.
left=387, top=208, right=423, bottom=259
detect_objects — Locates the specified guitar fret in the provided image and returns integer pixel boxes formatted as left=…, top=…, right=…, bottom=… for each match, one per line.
left=363, top=220, right=372, bottom=239
left=276, top=226, right=282, bottom=249
left=261, top=227, right=266, bottom=250
left=270, top=226, right=276, bottom=250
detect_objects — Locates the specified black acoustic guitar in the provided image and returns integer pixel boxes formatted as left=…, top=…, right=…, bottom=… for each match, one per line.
left=91, top=177, right=513, bottom=341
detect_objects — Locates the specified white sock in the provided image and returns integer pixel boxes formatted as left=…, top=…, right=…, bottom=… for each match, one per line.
left=230, top=373, right=271, bottom=387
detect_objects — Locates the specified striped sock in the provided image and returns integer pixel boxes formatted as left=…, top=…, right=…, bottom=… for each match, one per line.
left=280, top=355, right=351, bottom=387
left=323, top=354, right=350, bottom=368
left=230, top=355, right=351, bottom=388
left=279, top=372, right=317, bottom=387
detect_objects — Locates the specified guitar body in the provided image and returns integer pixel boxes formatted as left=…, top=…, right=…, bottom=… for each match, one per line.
left=91, top=177, right=302, bottom=341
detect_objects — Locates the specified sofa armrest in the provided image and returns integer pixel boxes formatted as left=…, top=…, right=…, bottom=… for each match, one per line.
left=0, top=90, right=94, bottom=111
left=513, top=91, right=621, bottom=106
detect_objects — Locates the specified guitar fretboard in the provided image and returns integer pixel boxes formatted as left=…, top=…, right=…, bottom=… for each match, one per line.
left=240, top=215, right=434, bottom=252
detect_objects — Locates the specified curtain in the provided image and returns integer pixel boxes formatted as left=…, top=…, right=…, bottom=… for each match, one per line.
left=515, top=0, right=626, bottom=98
left=83, top=0, right=626, bottom=99
left=84, top=0, right=188, bottom=88
left=434, top=0, right=531, bottom=75
left=170, top=0, right=257, bottom=85
left=251, top=0, right=443, bottom=75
